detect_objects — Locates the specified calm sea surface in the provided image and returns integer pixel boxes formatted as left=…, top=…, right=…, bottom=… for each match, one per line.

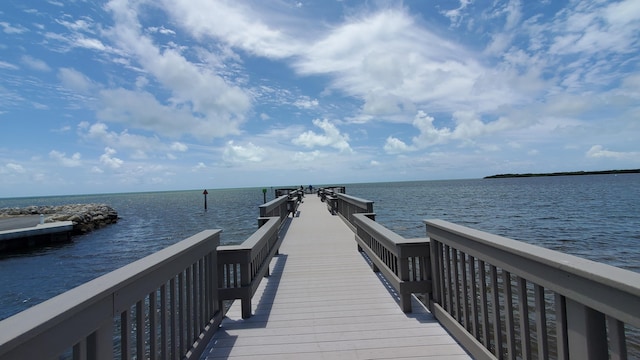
left=1, top=174, right=639, bottom=320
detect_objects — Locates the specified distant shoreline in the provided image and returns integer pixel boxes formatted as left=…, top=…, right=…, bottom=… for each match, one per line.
left=484, top=169, right=640, bottom=179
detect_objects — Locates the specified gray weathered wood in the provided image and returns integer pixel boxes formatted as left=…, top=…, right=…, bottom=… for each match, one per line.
left=202, top=196, right=470, bottom=359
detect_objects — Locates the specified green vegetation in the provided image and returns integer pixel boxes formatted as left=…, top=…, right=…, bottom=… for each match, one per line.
left=484, top=169, right=640, bottom=179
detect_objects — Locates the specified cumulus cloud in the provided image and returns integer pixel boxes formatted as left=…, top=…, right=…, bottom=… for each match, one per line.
left=223, top=141, right=264, bottom=164
left=95, top=0, right=253, bottom=139
left=170, top=142, right=188, bottom=152
left=292, top=119, right=351, bottom=153
left=49, top=150, right=82, bottom=167
left=100, top=147, right=123, bottom=169
left=383, top=136, right=412, bottom=154
left=384, top=110, right=525, bottom=154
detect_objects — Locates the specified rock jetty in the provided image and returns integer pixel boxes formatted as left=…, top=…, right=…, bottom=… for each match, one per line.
left=0, top=204, right=118, bottom=233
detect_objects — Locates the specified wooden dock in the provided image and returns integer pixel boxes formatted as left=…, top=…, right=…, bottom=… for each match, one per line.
left=2, top=189, right=638, bottom=359
left=201, top=195, right=470, bottom=359
left=0, top=219, right=74, bottom=252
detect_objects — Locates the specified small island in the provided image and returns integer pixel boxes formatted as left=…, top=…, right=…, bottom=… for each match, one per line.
left=484, top=169, right=640, bottom=179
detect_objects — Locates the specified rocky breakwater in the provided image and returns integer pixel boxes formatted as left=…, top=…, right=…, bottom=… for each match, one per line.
left=0, top=204, right=118, bottom=233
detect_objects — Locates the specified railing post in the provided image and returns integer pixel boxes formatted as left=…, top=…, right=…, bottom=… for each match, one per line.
left=398, top=254, right=412, bottom=313
left=565, top=298, right=607, bottom=360
left=86, top=321, right=113, bottom=360
left=240, top=251, right=252, bottom=319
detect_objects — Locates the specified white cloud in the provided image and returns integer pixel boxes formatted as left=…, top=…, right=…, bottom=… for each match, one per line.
left=49, top=150, right=82, bottom=167
left=192, top=162, right=207, bottom=171
left=148, top=26, right=176, bottom=35
left=548, top=0, right=640, bottom=56
left=97, top=89, right=243, bottom=139
left=0, top=21, right=29, bottom=34
left=586, top=145, right=640, bottom=160
left=55, top=18, right=94, bottom=33
left=158, top=0, right=302, bottom=59
left=0, top=61, right=19, bottom=70
left=58, top=68, right=95, bottom=93
left=293, top=97, right=319, bottom=109
left=441, top=0, right=473, bottom=28
left=170, top=142, right=188, bottom=152
left=412, top=111, right=452, bottom=147
left=293, top=8, right=491, bottom=119
left=383, top=136, right=412, bottom=154
left=101, top=0, right=253, bottom=139
left=80, top=122, right=154, bottom=155
left=100, top=147, right=124, bottom=169
left=222, top=141, right=264, bottom=164
left=21, top=55, right=51, bottom=72
left=292, top=118, right=351, bottom=153
left=292, top=150, right=322, bottom=162
left=4, top=163, right=26, bottom=174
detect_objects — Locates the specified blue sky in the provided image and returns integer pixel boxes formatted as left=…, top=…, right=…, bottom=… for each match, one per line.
left=1, top=0, right=639, bottom=197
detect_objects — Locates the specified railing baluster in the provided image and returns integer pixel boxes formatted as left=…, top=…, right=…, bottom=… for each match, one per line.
left=555, top=293, right=569, bottom=360
left=490, top=265, right=502, bottom=358
left=169, top=277, right=177, bottom=360
left=479, top=260, right=490, bottom=348
left=502, top=271, right=515, bottom=359
left=460, top=251, right=469, bottom=330
left=87, top=320, right=114, bottom=360
left=607, top=315, right=628, bottom=360
left=0, top=231, right=220, bottom=360
left=178, top=272, right=185, bottom=355
left=534, top=284, right=549, bottom=359
left=517, top=277, right=531, bottom=360
left=452, top=248, right=460, bottom=321
left=469, top=256, right=479, bottom=339
left=149, top=290, right=157, bottom=360
left=186, top=267, right=193, bottom=348
left=136, top=300, right=145, bottom=359
left=121, top=308, right=131, bottom=360
left=444, top=245, right=453, bottom=313
left=160, top=283, right=168, bottom=360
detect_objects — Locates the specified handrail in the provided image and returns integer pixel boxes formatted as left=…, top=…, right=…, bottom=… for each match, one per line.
left=426, top=219, right=640, bottom=360
left=336, top=193, right=374, bottom=225
left=319, top=189, right=375, bottom=230
left=353, top=213, right=431, bottom=312
left=0, top=230, right=222, bottom=360
left=218, top=216, right=282, bottom=319
left=259, top=195, right=289, bottom=223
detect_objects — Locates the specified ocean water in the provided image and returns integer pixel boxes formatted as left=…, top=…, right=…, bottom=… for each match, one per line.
left=1, top=174, right=639, bottom=321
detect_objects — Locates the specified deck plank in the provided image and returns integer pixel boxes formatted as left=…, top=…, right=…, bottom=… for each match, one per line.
left=201, top=195, right=470, bottom=359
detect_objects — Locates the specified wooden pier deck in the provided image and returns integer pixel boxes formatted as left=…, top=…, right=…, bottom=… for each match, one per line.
left=200, top=195, right=470, bottom=359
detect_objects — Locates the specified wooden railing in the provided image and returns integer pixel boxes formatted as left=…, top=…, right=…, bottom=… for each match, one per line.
left=0, top=230, right=222, bottom=360
left=319, top=188, right=374, bottom=228
left=217, top=216, right=282, bottom=319
left=259, top=195, right=290, bottom=223
left=426, top=219, right=640, bottom=360
left=353, top=213, right=431, bottom=313
left=259, top=190, right=303, bottom=225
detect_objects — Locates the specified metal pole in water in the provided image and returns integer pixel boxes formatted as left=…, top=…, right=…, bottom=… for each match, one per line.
left=203, top=189, right=208, bottom=210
